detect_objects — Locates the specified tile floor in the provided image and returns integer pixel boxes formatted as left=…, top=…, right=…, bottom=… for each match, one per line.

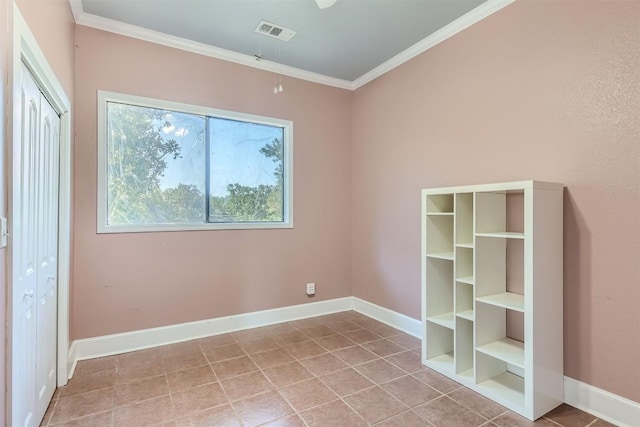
left=41, top=311, right=615, bottom=427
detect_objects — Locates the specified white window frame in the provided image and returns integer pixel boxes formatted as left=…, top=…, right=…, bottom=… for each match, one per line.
left=97, top=90, right=293, bottom=233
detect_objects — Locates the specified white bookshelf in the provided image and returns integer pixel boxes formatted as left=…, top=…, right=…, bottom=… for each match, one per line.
left=421, top=181, right=564, bottom=421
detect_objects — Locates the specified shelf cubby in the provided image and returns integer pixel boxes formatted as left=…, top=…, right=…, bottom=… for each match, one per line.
left=455, top=193, right=473, bottom=246
left=455, top=317, right=474, bottom=376
left=425, top=322, right=454, bottom=373
left=422, top=181, right=563, bottom=420
left=426, top=214, right=453, bottom=259
left=455, top=246, right=473, bottom=280
left=426, top=194, right=454, bottom=214
left=455, top=282, right=473, bottom=319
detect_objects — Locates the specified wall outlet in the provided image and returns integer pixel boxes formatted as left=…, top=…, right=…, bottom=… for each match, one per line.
left=306, top=282, right=315, bottom=296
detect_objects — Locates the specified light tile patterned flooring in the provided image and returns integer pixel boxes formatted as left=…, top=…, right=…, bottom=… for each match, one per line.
left=41, top=311, right=615, bottom=426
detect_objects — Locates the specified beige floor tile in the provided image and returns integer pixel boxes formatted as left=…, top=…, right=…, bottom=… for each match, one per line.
left=118, top=347, right=164, bottom=365
left=262, top=361, right=314, bottom=388
left=250, top=347, right=295, bottom=369
left=545, top=404, right=597, bottom=427
left=588, top=419, right=617, bottom=427
left=115, top=358, right=166, bottom=385
left=412, top=368, right=463, bottom=393
left=326, top=320, right=361, bottom=334
left=113, top=394, right=175, bottom=426
left=260, top=414, right=306, bottom=427
left=385, top=350, right=426, bottom=374
left=319, top=367, right=375, bottom=397
left=114, top=375, right=169, bottom=406
left=57, top=369, right=116, bottom=398
left=380, top=375, right=441, bottom=408
left=342, top=328, right=382, bottom=344
left=278, top=378, right=338, bottom=412
left=240, top=337, right=280, bottom=354
left=386, top=333, right=422, bottom=350
left=232, top=391, right=293, bottom=427
left=273, top=331, right=309, bottom=347
left=299, top=399, right=367, bottom=427
left=212, top=355, right=259, bottom=380
left=49, top=388, right=115, bottom=425
left=343, top=386, right=407, bottom=424
left=220, top=371, right=273, bottom=401
left=163, top=350, right=208, bottom=374
left=362, top=339, right=405, bottom=357
left=332, top=345, right=378, bottom=366
left=375, top=410, right=433, bottom=427
left=160, top=340, right=201, bottom=358
left=73, top=356, right=118, bottom=376
left=298, top=325, right=337, bottom=340
left=492, top=411, right=560, bottom=427
left=367, top=323, right=403, bottom=338
left=166, top=365, right=217, bottom=393
left=354, top=359, right=405, bottom=384
left=48, top=410, right=113, bottom=427
left=448, top=387, right=507, bottom=419
left=413, top=396, right=485, bottom=427
left=315, top=334, right=356, bottom=351
left=282, top=340, right=327, bottom=360
left=175, top=403, right=241, bottom=427
left=171, top=382, right=228, bottom=418
left=299, top=353, right=348, bottom=376
left=204, top=343, right=247, bottom=363
left=197, top=333, right=236, bottom=349
left=41, top=399, right=56, bottom=426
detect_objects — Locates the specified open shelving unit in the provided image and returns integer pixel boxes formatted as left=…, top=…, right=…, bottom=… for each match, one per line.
left=421, top=181, right=564, bottom=421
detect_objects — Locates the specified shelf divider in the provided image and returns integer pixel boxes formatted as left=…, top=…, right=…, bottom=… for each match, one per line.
left=426, top=252, right=454, bottom=261
left=476, top=338, right=525, bottom=368
left=476, top=292, right=524, bottom=312
left=476, top=232, right=524, bottom=239
left=426, top=312, right=455, bottom=329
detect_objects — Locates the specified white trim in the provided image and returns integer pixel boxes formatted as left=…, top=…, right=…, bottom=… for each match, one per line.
left=564, top=376, right=640, bottom=427
left=71, top=297, right=352, bottom=361
left=68, top=0, right=515, bottom=91
left=74, top=12, right=352, bottom=90
left=351, top=297, right=422, bottom=338
left=96, top=90, right=294, bottom=234
left=351, top=0, right=517, bottom=89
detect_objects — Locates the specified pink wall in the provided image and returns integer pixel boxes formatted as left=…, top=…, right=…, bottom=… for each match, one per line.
left=15, top=0, right=75, bottom=98
left=352, top=0, right=640, bottom=402
left=73, top=26, right=353, bottom=339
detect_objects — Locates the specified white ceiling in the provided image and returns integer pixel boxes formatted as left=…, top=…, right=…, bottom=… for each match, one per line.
left=71, top=0, right=513, bottom=89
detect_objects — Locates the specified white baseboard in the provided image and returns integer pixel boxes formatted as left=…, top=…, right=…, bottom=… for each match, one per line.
left=67, top=296, right=639, bottom=427
left=71, top=297, right=352, bottom=362
left=564, top=376, right=640, bottom=427
left=351, top=297, right=422, bottom=338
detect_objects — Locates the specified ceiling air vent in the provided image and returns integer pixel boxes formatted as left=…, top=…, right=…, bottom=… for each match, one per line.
left=255, top=20, right=296, bottom=42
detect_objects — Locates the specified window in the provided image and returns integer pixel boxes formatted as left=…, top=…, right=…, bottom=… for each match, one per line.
left=97, top=91, right=293, bottom=232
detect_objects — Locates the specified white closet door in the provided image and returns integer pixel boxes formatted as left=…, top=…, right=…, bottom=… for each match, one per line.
left=13, top=63, right=41, bottom=427
left=13, top=63, right=61, bottom=427
left=34, top=93, right=60, bottom=422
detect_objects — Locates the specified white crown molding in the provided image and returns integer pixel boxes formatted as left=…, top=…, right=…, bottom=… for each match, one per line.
left=68, top=0, right=516, bottom=91
left=67, top=0, right=84, bottom=22
left=73, top=11, right=353, bottom=90
left=351, top=0, right=518, bottom=89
